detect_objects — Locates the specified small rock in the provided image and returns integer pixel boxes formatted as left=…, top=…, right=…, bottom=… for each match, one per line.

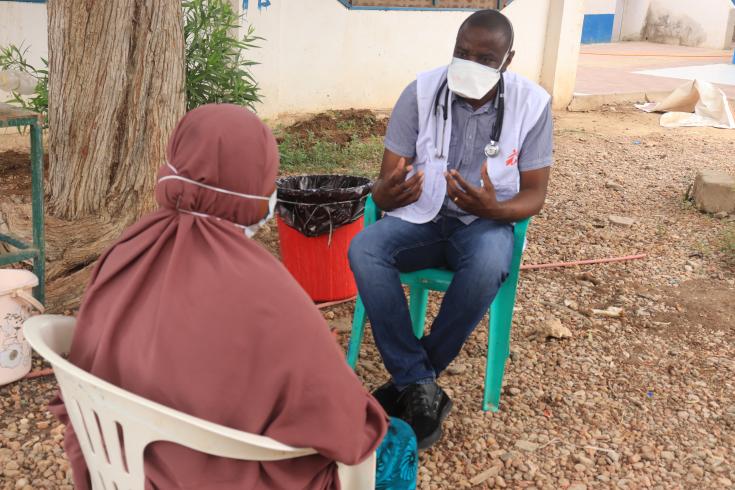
left=508, top=387, right=521, bottom=396
left=661, top=451, right=675, bottom=461
left=608, top=215, right=636, bottom=227
left=569, top=484, right=588, bottom=490
left=605, top=181, right=623, bottom=191
left=564, top=299, right=579, bottom=310
left=573, top=390, right=587, bottom=402
left=641, top=446, right=656, bottom=461
left=574, top=453, right=594, bottom=466
left=538, top=317, right=572, bottom=339
left=329, top=318, right=352, bottom=333
left=717, top=477, right=732, bottom=487
left=15, top=479, right=29, bottom=490
left=515, top=440, right=539, bottom=452
left=446, top=364, right=467, bottom=375
left=690, top=465, right=704, bottom=477
left=592, top=306, right=623, bottom=318
left=323, top=311, right=335, bottom=320
left=714, top=211, right=729, bottom=219
left=628, top=454, right=641, bottom=464
left=469, top=465, right=502, bottom=485
left=35, top=422, right=49, bottom=430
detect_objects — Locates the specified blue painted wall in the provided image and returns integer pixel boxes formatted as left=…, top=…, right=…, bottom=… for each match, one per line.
left=581, top=13, right=614, bottom=44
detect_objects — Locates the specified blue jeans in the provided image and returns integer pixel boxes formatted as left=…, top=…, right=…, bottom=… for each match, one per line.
left=348, top=215, right=514, bottom=387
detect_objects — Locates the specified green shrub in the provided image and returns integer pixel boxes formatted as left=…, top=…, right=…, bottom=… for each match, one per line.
left=183, top=0, right=261, bottom=111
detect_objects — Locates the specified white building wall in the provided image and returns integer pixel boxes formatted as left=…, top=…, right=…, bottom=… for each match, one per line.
left=585, top=0, right=616, bottom=15
left=0, top=1, right=47, bottom=67
left=244, top=0, right=583, bottom=117
left=616, top=0, right=735, bottom=49
left=0, top=0, right=585, bottom=116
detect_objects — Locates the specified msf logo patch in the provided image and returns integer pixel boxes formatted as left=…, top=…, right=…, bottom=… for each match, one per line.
left=505, top=149, right=519, bottom=166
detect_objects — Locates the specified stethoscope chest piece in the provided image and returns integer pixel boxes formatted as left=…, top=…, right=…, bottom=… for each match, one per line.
left=484, top=141, right=500, bottom=158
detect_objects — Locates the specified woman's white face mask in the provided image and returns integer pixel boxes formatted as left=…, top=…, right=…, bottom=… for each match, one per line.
left=447, top=53, right=508, bottom=100
left=244, top=189, right=277, bottom=238
left=159, top=164, right=278, bottom=239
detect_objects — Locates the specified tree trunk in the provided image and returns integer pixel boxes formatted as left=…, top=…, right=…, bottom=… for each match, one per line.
left=46, top=1, right=186, bottom=311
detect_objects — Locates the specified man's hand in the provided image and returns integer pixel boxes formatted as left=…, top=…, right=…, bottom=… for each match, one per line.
left=373, top=152, right=424, bottom=211
left=445, top=163, right=502, bottom=219
left=445, top=164, right=551, bottom=222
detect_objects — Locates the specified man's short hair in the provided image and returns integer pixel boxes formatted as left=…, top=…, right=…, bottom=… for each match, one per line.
left=459, top=9, right=514, bottom=51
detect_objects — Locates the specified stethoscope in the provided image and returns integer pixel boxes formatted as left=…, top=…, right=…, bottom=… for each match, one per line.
left=433, top=73, right=505, bottom=160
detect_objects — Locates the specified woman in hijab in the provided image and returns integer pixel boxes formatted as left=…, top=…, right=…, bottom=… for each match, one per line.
left=50, top=104, right=417, bottom=490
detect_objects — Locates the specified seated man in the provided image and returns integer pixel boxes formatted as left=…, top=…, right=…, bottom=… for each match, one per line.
left=349, top=9, right=552, bottom=450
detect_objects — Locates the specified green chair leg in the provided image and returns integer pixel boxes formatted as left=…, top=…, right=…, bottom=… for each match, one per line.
left=347, top=295, right=368, bottom=369
left=484, top=301, right=511, bottom=412
left=484, top=280, right=520, bottom=411
left=30, top=121, right=45, bottom=304
left=483, top=219, right=528, bottom=412
left=408, top=287, right=429, bottom=339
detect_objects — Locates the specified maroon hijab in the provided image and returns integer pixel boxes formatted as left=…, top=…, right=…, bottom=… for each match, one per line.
left=51, top=104, right=387, bottom=489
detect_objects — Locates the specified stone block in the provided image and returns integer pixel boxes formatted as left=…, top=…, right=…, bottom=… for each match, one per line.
left=691, top=170, right=735, bottom=214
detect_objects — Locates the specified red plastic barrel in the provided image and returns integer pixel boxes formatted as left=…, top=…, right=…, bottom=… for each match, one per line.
left=277, top=215, right=363, bottom=302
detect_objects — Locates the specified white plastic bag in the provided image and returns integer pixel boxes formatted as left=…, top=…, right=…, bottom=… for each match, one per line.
left=635, top=79, right=735, bottom=129
left=0, top=69, right=38, bottom=95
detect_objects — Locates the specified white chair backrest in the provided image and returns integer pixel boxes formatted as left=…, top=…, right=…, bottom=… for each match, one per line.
left=24, top=315, right=375, bottom=490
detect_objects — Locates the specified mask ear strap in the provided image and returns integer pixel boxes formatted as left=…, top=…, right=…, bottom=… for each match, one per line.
left=158, top=175, right=271, bottom=201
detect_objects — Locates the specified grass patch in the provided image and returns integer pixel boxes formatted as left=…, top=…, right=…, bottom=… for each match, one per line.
left=722, top=224, right=735, bottom=265
left=277, top=132, right=383, bottom=177
left=273, top=110, right=387, bottom=177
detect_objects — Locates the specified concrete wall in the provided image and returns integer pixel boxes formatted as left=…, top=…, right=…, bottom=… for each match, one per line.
left=582, top=0, right=616, bottom=43
left=585, top=0, right=616, bottom=14
left=0, top=0, right=586, bottom=115
left=615, top=0, right=735, bottom=49
left=0, top=1, right=47, bottom=67
left=244, top=0, right=584, bottom=117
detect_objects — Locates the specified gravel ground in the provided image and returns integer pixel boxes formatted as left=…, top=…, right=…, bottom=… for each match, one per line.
left=1, top=108, right=734, bottom=489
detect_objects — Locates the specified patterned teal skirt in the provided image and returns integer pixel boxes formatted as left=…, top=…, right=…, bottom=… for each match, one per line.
left=375, top=417, right=418, bottom=490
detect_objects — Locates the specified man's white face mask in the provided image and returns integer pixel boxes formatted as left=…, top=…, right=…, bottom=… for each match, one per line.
left=447, top=51, right=509, bottom=100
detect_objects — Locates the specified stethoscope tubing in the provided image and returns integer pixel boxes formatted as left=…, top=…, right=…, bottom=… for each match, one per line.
left=434, top=74, right=505, bottom=159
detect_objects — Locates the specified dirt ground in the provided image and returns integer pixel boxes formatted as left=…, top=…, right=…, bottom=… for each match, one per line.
left=1, top=108, right=734, bottom=489
left=278, top=108, right=388, bottom=147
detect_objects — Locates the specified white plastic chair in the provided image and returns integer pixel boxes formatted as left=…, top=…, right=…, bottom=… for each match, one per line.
left=24, top=315, right=376, bottom=490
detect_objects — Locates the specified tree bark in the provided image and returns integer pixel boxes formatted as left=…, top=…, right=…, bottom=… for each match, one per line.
left=46, top=1, right=186, bottom=311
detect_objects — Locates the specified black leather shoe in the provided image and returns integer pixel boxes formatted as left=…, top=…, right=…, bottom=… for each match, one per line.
left=397, top=382, right=452, bottom=450
left=372, top=381, right=401, bottom=417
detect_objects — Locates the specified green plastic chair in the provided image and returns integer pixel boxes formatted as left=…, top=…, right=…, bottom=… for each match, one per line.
left=346, top=195, right=530, bottom=412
